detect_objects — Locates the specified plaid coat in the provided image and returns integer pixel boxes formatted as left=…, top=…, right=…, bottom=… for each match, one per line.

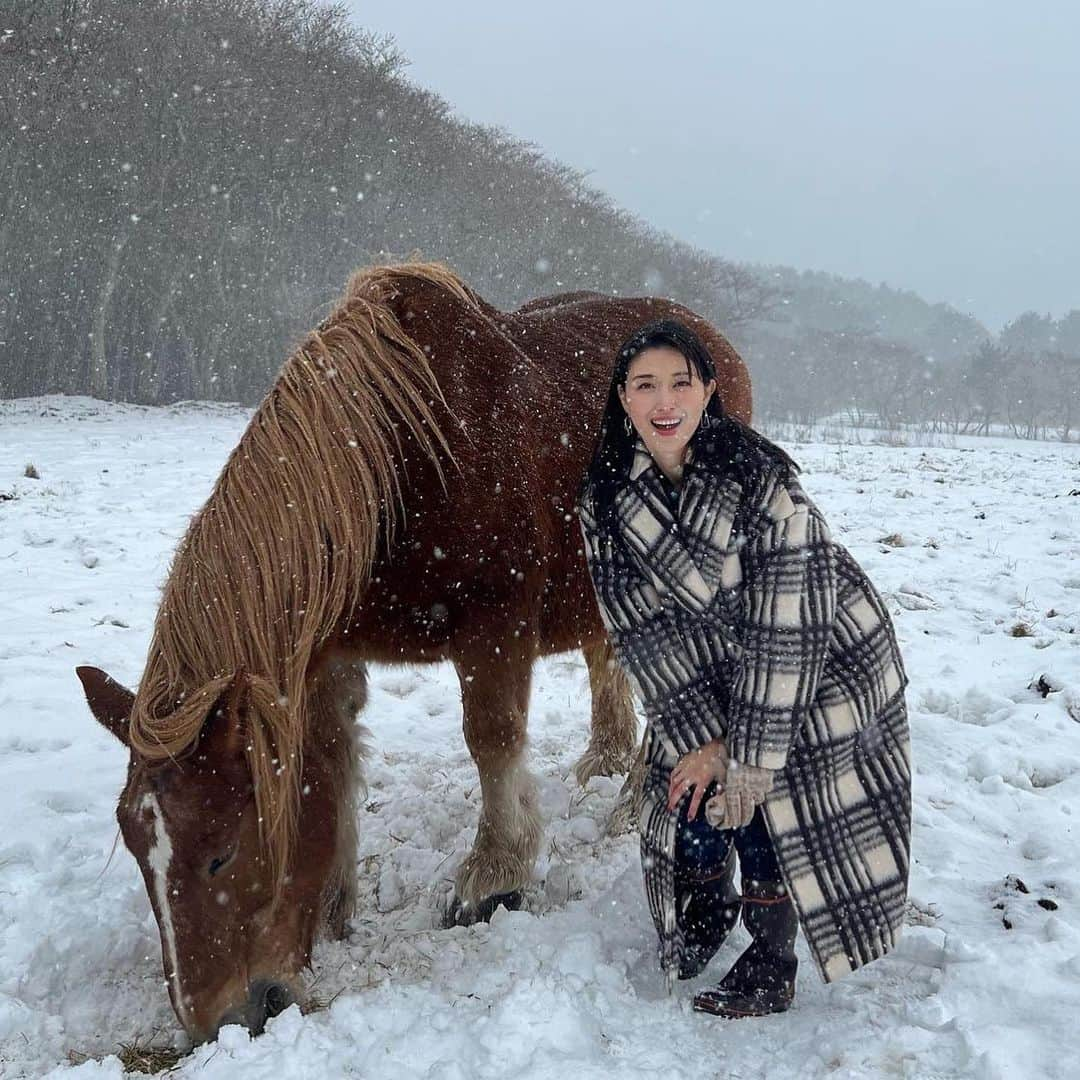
left=579, top=430, right=911, bottom=984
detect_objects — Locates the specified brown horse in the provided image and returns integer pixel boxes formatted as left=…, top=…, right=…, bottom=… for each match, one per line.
left=77, top=262, right=752, bottom=1042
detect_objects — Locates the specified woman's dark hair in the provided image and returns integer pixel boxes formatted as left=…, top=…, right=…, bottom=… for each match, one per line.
left=579, top=318, right=797, bottom=522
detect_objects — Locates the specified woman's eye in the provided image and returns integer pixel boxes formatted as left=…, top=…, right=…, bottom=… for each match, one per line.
left=208, top=851, right=234, bottom=876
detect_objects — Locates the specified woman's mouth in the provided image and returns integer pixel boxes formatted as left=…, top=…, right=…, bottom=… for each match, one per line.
left=650, top=416, right=682, bottom=436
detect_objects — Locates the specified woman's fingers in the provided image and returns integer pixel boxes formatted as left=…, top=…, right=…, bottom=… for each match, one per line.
left=667, top=775, right=688, bottom=811
left=687, top=781, right=705, bottom=822
left=669, top=774, right=711, bottom=816
left=669, top=746, right=736, bottom=817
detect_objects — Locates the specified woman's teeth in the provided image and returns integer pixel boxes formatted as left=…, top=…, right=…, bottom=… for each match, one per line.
left=651, top=418, right=681, bottom=431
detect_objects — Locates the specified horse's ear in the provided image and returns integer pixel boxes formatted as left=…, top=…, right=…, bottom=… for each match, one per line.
left=196, top=674, right=248, bottom=764
left=76, top=666, right=135, bottom=747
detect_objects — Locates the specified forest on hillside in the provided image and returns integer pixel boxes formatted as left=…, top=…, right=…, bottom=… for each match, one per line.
left=3, top=0, right=1078, bottom=436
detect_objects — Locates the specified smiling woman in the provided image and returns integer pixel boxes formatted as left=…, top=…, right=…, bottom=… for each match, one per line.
left=578, top=318, right=912, bottom=1018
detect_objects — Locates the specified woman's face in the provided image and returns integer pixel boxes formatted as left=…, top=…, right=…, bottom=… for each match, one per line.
left=618, top=346, right=716, bottom=464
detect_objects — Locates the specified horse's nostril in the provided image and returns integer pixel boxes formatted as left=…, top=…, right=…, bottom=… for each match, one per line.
left=245, top=978, right=295, bottom=1034
left=263, top=982, right=291, bottom=1019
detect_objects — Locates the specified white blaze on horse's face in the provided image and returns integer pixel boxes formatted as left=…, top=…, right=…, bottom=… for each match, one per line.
left=618, top=346, right=716, bottom=470
left=138, top=793, right=187, bottom=1028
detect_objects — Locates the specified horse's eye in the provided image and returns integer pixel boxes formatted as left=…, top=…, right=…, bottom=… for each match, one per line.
left=208, top=851, right=235, bottom=876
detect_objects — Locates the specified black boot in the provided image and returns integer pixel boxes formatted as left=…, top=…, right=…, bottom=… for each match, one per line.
left=676, top=848, right=741, bottom=980
left=693, top=880, right=798, bottom=1016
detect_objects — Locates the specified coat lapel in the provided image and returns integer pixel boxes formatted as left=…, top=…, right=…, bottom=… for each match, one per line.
left=613, top=441, right=717, bottom=616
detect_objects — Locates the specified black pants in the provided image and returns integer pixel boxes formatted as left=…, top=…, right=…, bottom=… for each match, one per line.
left=674, top=782, right=782, bottom=885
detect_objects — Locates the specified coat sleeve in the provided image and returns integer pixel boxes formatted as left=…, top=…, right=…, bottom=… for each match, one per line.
left=724, top=472, right=837, bottom=771
left=577, top=490, right=619, bottom=634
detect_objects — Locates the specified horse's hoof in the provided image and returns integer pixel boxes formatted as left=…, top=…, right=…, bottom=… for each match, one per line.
left=573, top=745, right=636, bottom=787
left=442, top=889, right=524, bottom=928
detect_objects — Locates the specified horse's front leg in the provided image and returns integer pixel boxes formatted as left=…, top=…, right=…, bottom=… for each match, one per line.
left=445, top=640, right=542, bottom=927
left=305, top=645, right=369, bottom=941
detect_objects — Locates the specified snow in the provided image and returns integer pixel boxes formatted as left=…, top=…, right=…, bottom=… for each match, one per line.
left=2, top=395, right=1079, bottom=1078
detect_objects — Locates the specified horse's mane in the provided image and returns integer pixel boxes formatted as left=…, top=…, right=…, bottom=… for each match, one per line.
left=128, top=261, right=473, bottom=890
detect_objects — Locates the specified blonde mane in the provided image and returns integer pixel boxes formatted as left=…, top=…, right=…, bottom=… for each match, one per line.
left=128, top=261, right=475, bottom=889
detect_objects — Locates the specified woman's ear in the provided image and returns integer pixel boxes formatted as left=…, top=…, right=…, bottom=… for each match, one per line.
left=704, top=378, right=717, bottom=405
left=617, top=385, right=628, bottom=411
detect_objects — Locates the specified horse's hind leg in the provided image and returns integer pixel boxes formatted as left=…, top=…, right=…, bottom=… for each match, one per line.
left=446, top=641, right=541, bottom=927
left=606, top=738, right=646, bottom=836
left=573, top=638, right=638, bottom=786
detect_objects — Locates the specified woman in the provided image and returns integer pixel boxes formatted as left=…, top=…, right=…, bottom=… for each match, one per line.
left=577, top=319, right=911, bottom=1018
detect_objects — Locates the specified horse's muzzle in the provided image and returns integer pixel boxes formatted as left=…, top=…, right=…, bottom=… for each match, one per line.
left=214, top=979, right=297, bottom=1038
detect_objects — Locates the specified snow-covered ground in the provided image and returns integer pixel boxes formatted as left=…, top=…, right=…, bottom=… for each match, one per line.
left=2, top=396, right=1079, bottom=1079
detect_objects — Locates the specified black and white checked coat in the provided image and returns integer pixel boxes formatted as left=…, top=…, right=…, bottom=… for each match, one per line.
left=579, top=430, right=911, bottom=984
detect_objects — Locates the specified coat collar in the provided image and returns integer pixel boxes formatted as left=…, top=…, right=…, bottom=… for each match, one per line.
left=628, top=439, right=655, bottom=481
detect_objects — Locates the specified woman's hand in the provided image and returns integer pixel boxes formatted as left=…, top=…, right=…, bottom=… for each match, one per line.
left=667, top=738, right=729, bottom=820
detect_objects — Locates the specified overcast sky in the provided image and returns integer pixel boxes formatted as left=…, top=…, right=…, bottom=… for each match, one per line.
left=348, top=1, right=1078, bottom=331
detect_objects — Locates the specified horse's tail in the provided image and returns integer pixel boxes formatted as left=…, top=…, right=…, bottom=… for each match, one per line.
left=128, top=261, right=470, bottom=892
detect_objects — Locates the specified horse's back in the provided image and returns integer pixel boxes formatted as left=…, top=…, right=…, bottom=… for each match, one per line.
left=514, top=290, right=607, bottom=315
left=507, top=293, right=752, bottom=423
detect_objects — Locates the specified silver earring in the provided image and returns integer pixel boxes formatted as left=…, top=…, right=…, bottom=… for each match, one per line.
left=624, top=416, right=633, bottom=435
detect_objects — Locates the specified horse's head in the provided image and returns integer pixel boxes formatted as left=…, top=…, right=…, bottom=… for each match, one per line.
left=76, top=664, right=349, bottom=1043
